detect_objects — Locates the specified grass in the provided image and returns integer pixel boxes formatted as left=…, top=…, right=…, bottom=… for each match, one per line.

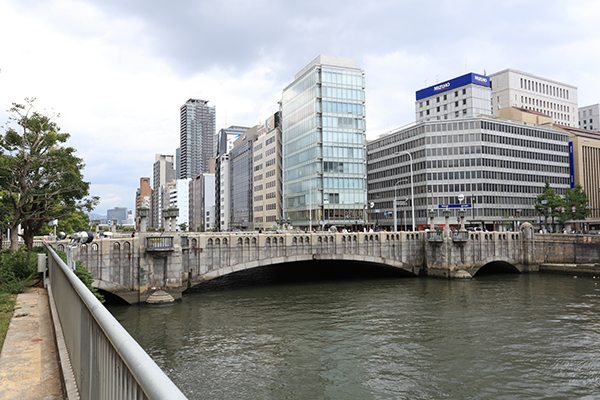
left=0, top=292, right=17, bottom=352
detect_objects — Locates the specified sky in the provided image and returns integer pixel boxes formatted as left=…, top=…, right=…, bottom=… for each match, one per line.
left=1, top=0, right=599, bottom=215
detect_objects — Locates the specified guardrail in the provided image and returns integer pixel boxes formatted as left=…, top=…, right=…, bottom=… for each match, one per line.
left=44, top=243, right=188, bottom=400
left=146, top=236, right=174, bottom=250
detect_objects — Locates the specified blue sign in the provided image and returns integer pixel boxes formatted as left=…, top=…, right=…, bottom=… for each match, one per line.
left=438, top=204, right=472, bottom=209
left=569, top=141, right=575, bottom=189
left=416, top=73, right=490, bottom=101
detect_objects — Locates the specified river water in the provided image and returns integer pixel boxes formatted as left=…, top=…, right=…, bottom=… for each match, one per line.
left=108, top=263, right=600, bottom=399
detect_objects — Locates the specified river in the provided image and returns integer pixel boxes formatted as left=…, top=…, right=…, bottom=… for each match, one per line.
left=108, top=263, right=600, bottom=399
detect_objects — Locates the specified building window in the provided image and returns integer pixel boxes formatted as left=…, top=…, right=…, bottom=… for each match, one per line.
left=462, top=99, right=466, bottom=105
left=443, top=94, right=447, bottom=100
left=455, top=91, right=459, bottom=97
left=437, top=97, right=440, bottom=103
left=462, top=89, right=466, bottom=95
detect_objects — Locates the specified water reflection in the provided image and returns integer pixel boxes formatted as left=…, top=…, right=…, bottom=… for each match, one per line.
left=109, top=267, right=600, bottom=400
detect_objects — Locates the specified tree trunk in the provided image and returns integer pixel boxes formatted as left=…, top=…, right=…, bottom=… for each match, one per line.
left=9, top=223, right=19, bottom=252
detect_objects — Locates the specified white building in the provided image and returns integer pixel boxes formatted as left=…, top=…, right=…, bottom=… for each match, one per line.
left=579, top=104, right=600, bottom=132
left=415, top=73, right=492, bottom=123
left=216, top=153, right=231, bottom=231
left=489, top=69, right=578, bottom=127
left=168, top=178, right=191, bottom=230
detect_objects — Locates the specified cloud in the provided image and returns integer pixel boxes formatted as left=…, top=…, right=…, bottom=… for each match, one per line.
left=2, top=0, right=599, bottom=215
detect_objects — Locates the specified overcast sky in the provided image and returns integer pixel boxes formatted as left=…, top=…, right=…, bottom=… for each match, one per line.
left=1, top=0, right=599, bottom=215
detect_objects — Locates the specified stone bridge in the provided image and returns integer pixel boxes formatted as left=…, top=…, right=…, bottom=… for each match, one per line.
left=58, top=223, right=600, bottom=304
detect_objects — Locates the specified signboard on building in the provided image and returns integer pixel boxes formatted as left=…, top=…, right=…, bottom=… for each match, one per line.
left=416, top=73, right=490, bottom=101
left=438, top=204, right=472, bottom=209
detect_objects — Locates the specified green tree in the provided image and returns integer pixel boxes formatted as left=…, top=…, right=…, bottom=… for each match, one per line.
left=178, top=222, right=188, bottom=232
left=535, top=181, right=564, bottom=232
left=56, top=210, right=90, bottom=235
left=0, top=99, right=99, bottom=251
left=561, top=183, right=590, bottom=229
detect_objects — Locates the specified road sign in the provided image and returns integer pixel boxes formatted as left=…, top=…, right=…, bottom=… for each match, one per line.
left=438, top=204, right=472, bottom=209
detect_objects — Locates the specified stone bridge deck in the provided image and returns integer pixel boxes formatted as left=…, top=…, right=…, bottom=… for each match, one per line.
left=59, top=223, right=600, bottom=304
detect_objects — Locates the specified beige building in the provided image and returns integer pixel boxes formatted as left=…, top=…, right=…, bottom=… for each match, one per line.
left=252, top=112, right=282, bottom=230
left=490, top=69, right=578, bottom=127
left=555, top=125, right=600, bottom=220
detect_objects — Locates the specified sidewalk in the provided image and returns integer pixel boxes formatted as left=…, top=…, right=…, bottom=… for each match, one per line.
left=0, top=288, right=63, bottom=399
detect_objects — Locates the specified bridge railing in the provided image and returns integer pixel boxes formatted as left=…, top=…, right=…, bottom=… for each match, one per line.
left=146, top=236, right=174, bottom=250
left=44, top=243, right=188, bottom=400
left=452, top=230, right=469, bottom=242
left=426, top=231, right=443, bottom=242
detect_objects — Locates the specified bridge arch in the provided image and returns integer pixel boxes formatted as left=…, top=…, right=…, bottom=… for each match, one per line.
left=472, top=260, right=521, bottom=276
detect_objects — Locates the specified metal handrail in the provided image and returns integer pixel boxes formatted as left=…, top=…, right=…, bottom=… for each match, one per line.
left=44, top=243, right=188, bottom=400
left=453, top=230, right=469, bottom=241
left=146, top=236, right=174, bottom=249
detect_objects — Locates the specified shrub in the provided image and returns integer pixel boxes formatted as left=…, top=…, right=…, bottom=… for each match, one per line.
left=0, top=248, right=38, bottom=294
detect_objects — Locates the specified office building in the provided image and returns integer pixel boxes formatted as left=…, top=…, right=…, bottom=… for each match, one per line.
left=367, top=73, right=571, bottom=231
left=489, top=69, right=578, bottom=127
left=167, top=179, right=191, bottom=230
left=230, top=126, right=258, bottom=230
left=555, top=124, right=600, bottom=222
left=135, top=177, right=152, bottom=210
left=579, top=104, right=599, bottom=132
left=152, top=154, right=176, bottom=228
left=216, top=153, right=231, bottom=231
left=214, top=126, right=249, bottom=231
left=282, top=55, right=367, bottom=230
left=189, top=173, right=216, bottom=232
left=253, top=112, right=283, bottom=230
left=107, top=207, right=131, bottom=224
left=180, top=99, right=216, bottom=179
left=415, top=73, right=492, bottom=122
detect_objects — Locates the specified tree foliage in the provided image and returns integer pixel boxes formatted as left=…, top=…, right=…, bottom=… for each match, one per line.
left=562, top=183, right=591, bottom=223
left=0, top=99, right=99, bottom=250
left=55, top=210, right=90, bottom=235
left=535, top=181, right=563, bottom=231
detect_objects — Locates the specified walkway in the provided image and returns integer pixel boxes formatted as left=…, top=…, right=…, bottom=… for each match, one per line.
left=0, top=288, right=63, bottom=399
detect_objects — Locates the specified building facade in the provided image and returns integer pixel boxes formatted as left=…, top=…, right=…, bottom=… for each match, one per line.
left=152, top=154, right=176, bottom=228
left=180, top=99, right=216, bottom=179
left=367, top=74, right=571, bottom=231
left=216, top=153, right=230, bottom=231
left=489, top=69, right=578, bottom=127
left=230, top=126, right=258, bottom=230
left=415, top=73, right=492, bottom=122
left=579, top=104, right=599, bottom=132
left=107, top=207, right=130, bottom=224
left=252, top=112, right=283, bottom=230
left=282, top=55, right=367, bottom=230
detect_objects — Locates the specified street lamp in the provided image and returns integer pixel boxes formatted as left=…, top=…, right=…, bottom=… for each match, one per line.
left=393, top=179, right=407, bottom=232
left=395, top=151, right=415, bottom=232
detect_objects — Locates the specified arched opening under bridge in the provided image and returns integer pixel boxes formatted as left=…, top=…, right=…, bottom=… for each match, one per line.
left=473, top=261, right=521, bottom=277
left=186, top=259, right=416, bottom=294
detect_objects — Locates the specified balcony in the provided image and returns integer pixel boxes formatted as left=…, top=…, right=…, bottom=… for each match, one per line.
left=146, top=236, right=174, bottom=252
left=427, top=231, right=443, bottom=242
left=452, top=230, right=469, bottom=243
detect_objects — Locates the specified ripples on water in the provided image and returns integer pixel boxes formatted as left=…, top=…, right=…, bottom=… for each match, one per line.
left=108, top=263, right=600, bottom=399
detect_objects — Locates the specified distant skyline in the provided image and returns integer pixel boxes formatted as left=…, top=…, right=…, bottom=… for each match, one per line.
left=1, top=0, right=599, bottom=214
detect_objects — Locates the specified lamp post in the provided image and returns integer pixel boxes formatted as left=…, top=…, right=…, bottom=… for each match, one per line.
left=395, top=151, right=415, bottom=232
left=393, top=179, right=407, bottom=232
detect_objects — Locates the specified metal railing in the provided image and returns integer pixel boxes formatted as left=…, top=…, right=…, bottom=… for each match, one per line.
left=426, top=231, right=443, bottom=241
left=44, top=243, right=188, bottom=400
left=146, top=236, right=174, bottom=250
left=452, top=230, right=469, bottom=242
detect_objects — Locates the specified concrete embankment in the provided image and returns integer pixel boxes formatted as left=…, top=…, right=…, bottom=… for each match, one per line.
left=539, top=263, right=600, bottom=277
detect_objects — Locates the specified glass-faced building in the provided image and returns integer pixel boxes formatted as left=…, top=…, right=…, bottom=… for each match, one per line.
left=282, top=55, right=367, bottom=230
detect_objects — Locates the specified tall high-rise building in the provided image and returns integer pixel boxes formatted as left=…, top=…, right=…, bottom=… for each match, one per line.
left=230, top=126, right=258, bottom=230
left=489, top=69, right=578, bottom=127
left=152, top=154, right=175, bottom=228
left=180, top=99, right=216, bottom=179
left=282, top=55, right=367, bottom=230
